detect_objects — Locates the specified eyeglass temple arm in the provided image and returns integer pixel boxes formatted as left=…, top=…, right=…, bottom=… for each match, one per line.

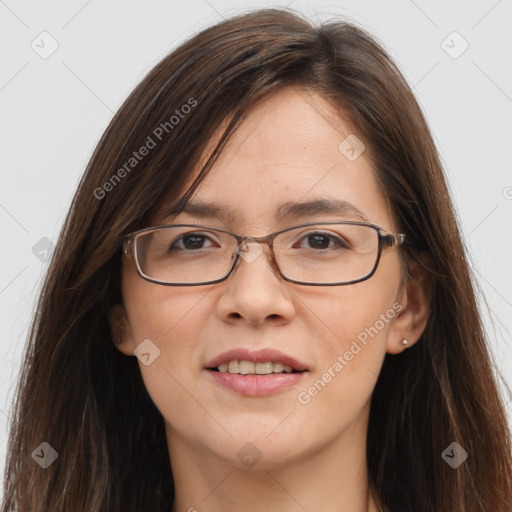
left=381, top=232, right=406, bottom=248
left=122, top=238, right=132, bottom=256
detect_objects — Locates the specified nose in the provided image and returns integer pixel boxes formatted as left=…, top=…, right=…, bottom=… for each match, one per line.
left=215, top=240, right=296, bottom=327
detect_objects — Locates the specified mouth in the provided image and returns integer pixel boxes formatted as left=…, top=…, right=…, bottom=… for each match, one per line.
left=204, top=347, right=309, bottom=374
left=204, top=348, right=309, bottom=396
left=207, top=361, right=306, bottom=375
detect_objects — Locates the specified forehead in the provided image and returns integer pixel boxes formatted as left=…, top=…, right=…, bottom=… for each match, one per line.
left=155, top=88, right=392, bottom=231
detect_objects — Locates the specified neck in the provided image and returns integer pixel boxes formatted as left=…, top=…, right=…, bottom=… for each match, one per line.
left=167, top=408, right=380, bottom=512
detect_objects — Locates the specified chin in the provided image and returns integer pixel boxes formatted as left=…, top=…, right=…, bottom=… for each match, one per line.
left=205, top=430, right=307, bottom=469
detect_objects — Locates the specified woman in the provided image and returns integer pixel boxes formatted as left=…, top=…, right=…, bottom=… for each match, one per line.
left=2, top=7, right=511, bottom=512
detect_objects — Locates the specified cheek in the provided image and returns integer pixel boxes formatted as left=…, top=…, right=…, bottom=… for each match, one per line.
left=305, top=266, right=400, bottom=360
left=124, top=284, right=211, bottom=390
left=296, top=258, right=401, bottom=409
left=123, top=267, right=208, bottom=342
left=293, top=299, right=392, bottom=440
left=122, top=275, right=213, bottom=427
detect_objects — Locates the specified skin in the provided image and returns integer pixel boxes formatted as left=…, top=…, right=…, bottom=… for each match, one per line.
left=111, top=87, right=429, bottom=512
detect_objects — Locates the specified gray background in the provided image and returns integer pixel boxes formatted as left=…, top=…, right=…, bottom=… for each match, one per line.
left=1, top=0, right=511, bottom=489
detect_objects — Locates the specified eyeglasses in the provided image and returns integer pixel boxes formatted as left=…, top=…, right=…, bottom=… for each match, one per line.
left=122, top=221, right=406, bottom=286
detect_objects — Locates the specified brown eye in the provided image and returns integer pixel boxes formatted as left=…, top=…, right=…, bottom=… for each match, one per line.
left=292, top=232, right=350, bottom=250
left=170, top=233, right=218, bottom=251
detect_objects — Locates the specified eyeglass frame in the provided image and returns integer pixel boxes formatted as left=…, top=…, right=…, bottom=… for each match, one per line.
left=122, top=220, right=406, bottom=287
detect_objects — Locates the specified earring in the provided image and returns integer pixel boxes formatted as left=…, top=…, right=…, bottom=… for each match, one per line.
left=401, top=338, right=408, bottom=346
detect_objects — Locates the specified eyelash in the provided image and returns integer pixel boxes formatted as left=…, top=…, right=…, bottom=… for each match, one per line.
left=170, top=231, right=349, bottom=251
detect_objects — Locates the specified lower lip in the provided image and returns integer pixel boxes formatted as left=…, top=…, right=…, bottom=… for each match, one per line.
left=206, top=370, right=307, bottom=396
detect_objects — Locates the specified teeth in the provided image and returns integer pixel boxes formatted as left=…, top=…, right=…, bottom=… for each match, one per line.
left=239, top=361, right=255, bottom=374
left=216, top=360, right=298, bottom=374
left=256, top=362, right=273, bottom=374
left=273, top=362, right=284, bottom=373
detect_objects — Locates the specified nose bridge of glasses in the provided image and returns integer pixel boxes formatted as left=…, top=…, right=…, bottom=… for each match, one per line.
left=235, top=235, right=274, bottom=267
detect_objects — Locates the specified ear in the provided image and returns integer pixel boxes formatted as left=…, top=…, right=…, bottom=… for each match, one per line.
left=108, top=304, right=137, bottom=357
left=386, top=262, right=430, bottom=354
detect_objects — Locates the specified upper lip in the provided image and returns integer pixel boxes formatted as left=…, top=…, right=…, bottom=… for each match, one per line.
left=205, top=348, right=309, bottom=371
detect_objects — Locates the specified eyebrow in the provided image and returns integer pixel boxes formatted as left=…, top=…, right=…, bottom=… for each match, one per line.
left=160, top=198, right=369, bottom=224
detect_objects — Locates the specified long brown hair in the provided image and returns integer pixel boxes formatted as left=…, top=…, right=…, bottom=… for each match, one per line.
left=2, top=8, right=511, bottom=512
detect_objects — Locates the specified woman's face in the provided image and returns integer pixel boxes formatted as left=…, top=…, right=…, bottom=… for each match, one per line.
left=115, top=88, right=415, bottom=469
